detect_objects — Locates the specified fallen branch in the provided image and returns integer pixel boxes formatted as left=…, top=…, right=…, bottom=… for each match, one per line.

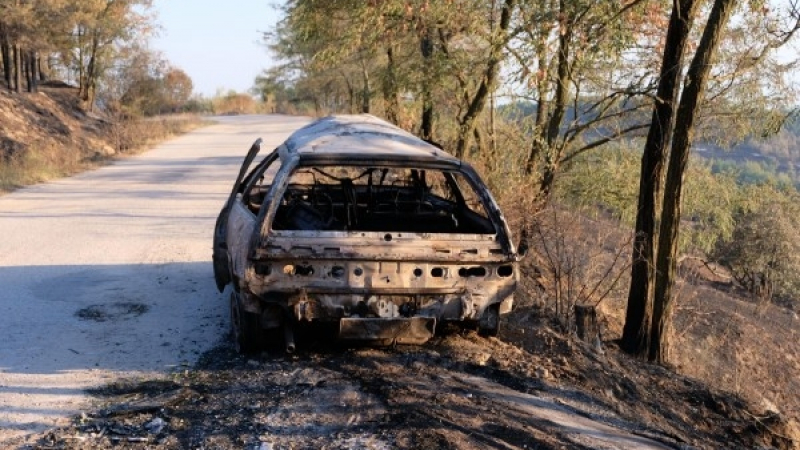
left=100, top=388, right=194, bottom=417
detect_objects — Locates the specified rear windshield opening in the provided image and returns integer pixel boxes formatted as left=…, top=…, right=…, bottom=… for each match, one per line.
left=272, top=166, right=495, bottom=234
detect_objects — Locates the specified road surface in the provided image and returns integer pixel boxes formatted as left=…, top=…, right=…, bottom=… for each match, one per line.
left=0, top=115, right=311, bottom=442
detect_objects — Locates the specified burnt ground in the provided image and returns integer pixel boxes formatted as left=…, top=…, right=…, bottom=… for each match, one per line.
left=11, top=295, right=798, bottom=450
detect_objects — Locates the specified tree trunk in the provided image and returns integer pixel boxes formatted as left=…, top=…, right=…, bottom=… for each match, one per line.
left=1, top=36, right=11, bottom=90
left=454, top=0, right=515, bottom=158
left=574, top=304, right=600, bottom=344
left=383, top=44, right=399, bottom=125
left=536, top=0, right=571, bottom=197
left=361, top=63, right=370, bottom=114
left=650, top=0, right=737, bottom=364
left=1, top=23, right=10, bottom=90
left=420, top=27, right=434, bottom=141
left=343, top=74, right=356, bottom=114
left=622, top=0, right=698, bottom=357
left=23, top=50, right=30, bottom=92
left=13, top=44, right=22, bottom=92
left=25, top=50, right=37, bottom=93
left=525, top=30, right=552, bottom=175
left=30, top=51, right=38, bottom=92
left=82, top=29, right=101, bottom=105
left=37, top=54, right=47, bottom=82
left=538, top=162, right=559, bottom=200
left=473, top=126, right=485, bottom=160
left=78, top=28, right=86, bottom=96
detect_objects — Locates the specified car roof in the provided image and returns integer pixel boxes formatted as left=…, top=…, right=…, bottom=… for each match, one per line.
left=281, top=115, right=461, bottom=165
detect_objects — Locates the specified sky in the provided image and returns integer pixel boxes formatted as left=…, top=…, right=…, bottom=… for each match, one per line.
left=150, top=0, right=282, bottom=97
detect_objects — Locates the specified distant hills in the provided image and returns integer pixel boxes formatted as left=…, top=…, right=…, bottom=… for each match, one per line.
left=499, top=101, right=800, bottom=189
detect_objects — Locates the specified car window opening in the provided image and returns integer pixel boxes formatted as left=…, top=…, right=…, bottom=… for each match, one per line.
left=271, top=166, right=495, bottom=234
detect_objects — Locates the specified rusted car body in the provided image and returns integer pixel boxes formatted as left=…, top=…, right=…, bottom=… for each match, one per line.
left=213, top=115, right=521, bottom=352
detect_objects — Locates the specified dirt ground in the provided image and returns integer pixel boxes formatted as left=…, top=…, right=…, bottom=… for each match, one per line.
left=9, top=296, right=796, bottom=450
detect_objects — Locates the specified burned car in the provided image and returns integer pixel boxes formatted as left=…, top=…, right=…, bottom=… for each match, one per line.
left=213, top=115, right=521, bottom=352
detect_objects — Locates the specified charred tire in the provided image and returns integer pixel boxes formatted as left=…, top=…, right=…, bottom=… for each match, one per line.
left=478, top=304, right=500, bottom=337
left=230, top=289, right=263, bottom=354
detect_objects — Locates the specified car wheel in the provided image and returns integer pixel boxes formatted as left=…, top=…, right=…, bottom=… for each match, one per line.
left=478, top=304, right=500, bottom=337
left=230, top=289, right=262, bottom=353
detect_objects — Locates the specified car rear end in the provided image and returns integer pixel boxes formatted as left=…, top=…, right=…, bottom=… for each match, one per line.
left=243, top=154, right=518, bottom=344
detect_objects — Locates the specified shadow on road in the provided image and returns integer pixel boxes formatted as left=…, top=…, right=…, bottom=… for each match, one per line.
left=0, top=262, right=228, bottom=441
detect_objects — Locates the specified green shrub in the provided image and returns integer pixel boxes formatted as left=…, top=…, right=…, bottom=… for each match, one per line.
left=712, top=185, right=800, bottom=304
left=555, top=146, right=738, bottom=254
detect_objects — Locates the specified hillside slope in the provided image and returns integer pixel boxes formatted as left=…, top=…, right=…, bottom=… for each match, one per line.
left=0, top=83, right=203, bottom=193
left=0, top=83, right=117, bottom=191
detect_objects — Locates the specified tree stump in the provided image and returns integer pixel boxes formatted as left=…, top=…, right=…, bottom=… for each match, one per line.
left=574, top=304, right=600, bottom=344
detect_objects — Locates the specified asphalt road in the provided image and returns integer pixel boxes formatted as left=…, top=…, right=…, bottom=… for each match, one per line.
left=0, top=115, right=311, bottom=442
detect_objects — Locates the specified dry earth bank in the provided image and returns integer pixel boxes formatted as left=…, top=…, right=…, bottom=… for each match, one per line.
left=0, top=82, right=205, bottom=193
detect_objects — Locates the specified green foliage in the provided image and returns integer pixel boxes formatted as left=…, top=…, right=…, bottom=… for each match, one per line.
left=711, top=158, right=797, bottom=189
left=555, top=146, right=739, bottom=254
left=103, top=45, right=194, bottom=116
left=251, top=67, right=314, bottom=115
left=182, top=95, right=214, bottom=115
left=556, top=140, right=800, bottom=305
left=554, top=144, right=641, bottom=224
left=680, top=160, right=738, bottom=254
left=712, top=184, right=800, bottom=304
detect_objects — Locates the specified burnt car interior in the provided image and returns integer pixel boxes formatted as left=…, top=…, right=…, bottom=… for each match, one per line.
left=248, top=166, right=496, bottom=234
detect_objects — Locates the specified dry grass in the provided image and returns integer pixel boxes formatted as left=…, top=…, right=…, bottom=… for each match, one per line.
left=107, top=115, right=209, bottom=154
left=571, top=212, right=800, bottom=426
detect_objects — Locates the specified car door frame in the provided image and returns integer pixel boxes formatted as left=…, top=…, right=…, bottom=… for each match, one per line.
left=213, top=138, right=279, bottom=291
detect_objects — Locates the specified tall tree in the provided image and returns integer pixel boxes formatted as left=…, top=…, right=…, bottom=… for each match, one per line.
left=624, top=0, right=800, bottom=363
left=162, top=67, right=192, bottom=113
left=513, top=0, right=657, bottom=200
left=649, top=0, right=785, bottom=362
left=0, top=19, right=12, bottom=89
left=0, top=0, right=30, bottom=92
left=73, top=0, right=153, bottom=106
left=621, top=0, right=699, bottom=356
left=453, top=0, right=514, bottom=158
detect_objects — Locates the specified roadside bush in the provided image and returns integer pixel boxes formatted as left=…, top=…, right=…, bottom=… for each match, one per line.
left=107, top=115, right=207, bottom=154
left=0, top=139, right=82, bottom=191
left=183, top=95, right=215, bottom=114
left=211, top=92, right=258, bottom=115
left=712, top=184, right=800, bottom=306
